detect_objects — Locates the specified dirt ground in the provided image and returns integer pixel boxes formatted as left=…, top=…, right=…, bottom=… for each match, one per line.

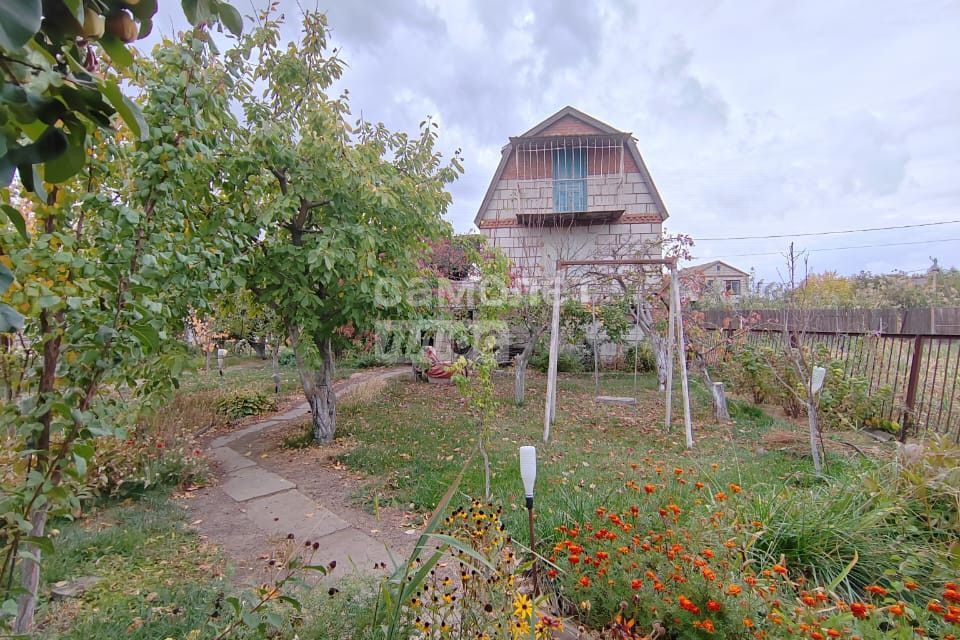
left=180, top=370, right=419, bottom=586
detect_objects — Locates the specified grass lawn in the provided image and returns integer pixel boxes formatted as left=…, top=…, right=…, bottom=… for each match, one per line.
left=334, top=369, right=870, bottom=544
left=36, top=490, right=228, bottom=640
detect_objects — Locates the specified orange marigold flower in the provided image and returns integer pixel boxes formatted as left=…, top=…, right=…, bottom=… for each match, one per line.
left=715, top=491, right=727, bottom=502
left=928, top=601, right=944, bottom=614
left=702, top=549, right=715, bottom=559
left=568, top=555, right=580, bottom=565
left=850, top=602, right=869, bottom=619
left=631, top=579, right=642, bottom=590
left=826, top=630, right=841, bottom=638
left=547, top=568, right=558, bottom=578
left=803, top=594, right=818, bottom=606
left=811, top=632, right=824, bottom=640
left=865, top=585, right=887, bottom=596
left=579, top=576, right=590, bottom=587
left=701, top=619, right=715, bottom=633
left=727, top=585, right=743, bottom=596
left=595, top=551, right=608, bottom=561
left=743, top=617, right=754, bottom=628
left=729, top=483, right=743, bottom=493
left=944, top=588, right=960, bottom=603
left=707, top=600, right=722, bottom=612
left=888, top=604, right=905, bottom=616
left=644, top=484, right=656, bottom=494
left=695, top=481, right=705, bottom=489
left=772, top=565, right=788, bottom=576
left=675, top=467, right=684, bottom=475
left=904, top=580, right=919, bottom=591
left=702, top=568, right=717, bottom=582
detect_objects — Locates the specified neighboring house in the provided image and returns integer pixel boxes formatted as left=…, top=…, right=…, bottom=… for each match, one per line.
left=474, top=106, right=668, bottom=286
left=681, top=260, right=750, bottom=301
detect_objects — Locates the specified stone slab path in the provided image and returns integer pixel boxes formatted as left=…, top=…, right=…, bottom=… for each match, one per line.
left=205, top=368, right=409, bottom=583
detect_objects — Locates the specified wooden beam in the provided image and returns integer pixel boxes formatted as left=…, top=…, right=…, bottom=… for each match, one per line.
left=672, top=267, right=694, bottom=449
left=542, top=271, right=564, bottom=443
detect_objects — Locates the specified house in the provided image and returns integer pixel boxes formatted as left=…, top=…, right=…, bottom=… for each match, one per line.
left=681, top=260, right=750, bottom=301
left=474, top=107, right=668, bottom=285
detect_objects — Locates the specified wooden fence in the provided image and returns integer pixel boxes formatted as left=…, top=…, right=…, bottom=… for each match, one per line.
left=698, top=309, right=960, bottom=441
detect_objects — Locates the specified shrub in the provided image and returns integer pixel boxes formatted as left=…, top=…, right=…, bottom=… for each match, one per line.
left=819, top=360, right=893, bottom=430
left=215, top=391, right=277, bottom=421
left=546, top=460, right=959, bottom=639
left=277, top=349, right=297, bottom=367
left=621, top=342, right=657, bottom=373
left=530, top=346, right=586, bottom=374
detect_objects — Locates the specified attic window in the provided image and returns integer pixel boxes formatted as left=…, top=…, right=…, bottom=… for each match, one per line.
left=553, top=147, right=587, bottom=212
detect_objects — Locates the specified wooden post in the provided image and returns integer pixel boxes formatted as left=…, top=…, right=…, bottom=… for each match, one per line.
left=671, top=267, right=694, bottom=449
left=664, top=266, right=676, bottom=429
left=901, top=335, right=924, bottom=442
left=712, top=382, right=730, bottom=422
left=542, top=270, right=564, bottom=443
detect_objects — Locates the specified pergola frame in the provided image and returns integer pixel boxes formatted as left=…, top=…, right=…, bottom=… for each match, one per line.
left=542, top=258, right=694, bottom=448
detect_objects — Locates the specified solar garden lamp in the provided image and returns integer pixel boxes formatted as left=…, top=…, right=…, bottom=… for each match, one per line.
left=519, top=445, right=538, bottom=593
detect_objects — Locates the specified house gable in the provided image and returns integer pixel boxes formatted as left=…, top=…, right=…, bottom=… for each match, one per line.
left=475, top=106, right=669, bottom=227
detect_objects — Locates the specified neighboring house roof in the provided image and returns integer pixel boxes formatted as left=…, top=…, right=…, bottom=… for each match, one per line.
left=681, top=260, right=751, bottom=277
left=473, top=106, right=670, bottom=226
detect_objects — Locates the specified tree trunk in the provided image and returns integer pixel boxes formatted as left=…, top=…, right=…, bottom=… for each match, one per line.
left=14, top=505, right=49, bottom=634
left=514, top=340, right=536, bottom=406
left=651, top=334, right=669, bottom=392
left=712, top=382, right=731, bottom=422
left=286, top=323, right=337, bottom=444
left=309, top=340, right=337, bottom=444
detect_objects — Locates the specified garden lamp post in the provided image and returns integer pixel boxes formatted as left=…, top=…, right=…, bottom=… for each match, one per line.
left=519, top=445, right=537, bottom=593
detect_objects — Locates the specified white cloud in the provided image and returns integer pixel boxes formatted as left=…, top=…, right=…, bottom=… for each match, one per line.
left=150, top=0, right=960, bottom=280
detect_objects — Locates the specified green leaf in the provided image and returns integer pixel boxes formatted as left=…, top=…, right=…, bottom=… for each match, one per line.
left=17, top=163, right=47, bottom=202
left=22, top=535, right=54, bottom=556
left=182, top=0, right=213, bottom=25
left=99, top=80, right=148, bottom=140
left=6, top=125, right=68, bottom=167
left=73, top=451, right=87, bottom=477
left=218, top=2, right=243, bottom=36
left=130, top=322, right=160, bottom=352
left=0, top=303, right=25, bottom=333
left=62, top=0, right=85, bottom=24
left=99, top=34, right=133, bottom=69
left=44, top=123, right=86, bottom=183
left=1, top=204, right=28, bottom=241
left=0, top=264, right=13, bottom=293
left=0, top=1, right=42, bottom=51
left=423, top=533, right=496, bottom=571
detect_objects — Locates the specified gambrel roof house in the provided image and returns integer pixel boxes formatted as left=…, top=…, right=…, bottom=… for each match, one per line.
left=474, top=107, right=668, bottom=285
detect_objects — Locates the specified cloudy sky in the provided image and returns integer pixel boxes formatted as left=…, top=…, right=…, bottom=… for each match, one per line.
left=154, top=0, right=960, bottom=283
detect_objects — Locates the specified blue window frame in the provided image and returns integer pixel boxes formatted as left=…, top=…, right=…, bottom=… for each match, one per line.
left=553, top=147, right=587, bottom=212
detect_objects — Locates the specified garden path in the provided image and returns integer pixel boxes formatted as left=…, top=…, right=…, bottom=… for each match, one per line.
left=188, top=367, right=411, bottom=585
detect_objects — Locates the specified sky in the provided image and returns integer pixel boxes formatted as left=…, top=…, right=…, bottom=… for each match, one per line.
left=152, top=0, right=960, bottom=284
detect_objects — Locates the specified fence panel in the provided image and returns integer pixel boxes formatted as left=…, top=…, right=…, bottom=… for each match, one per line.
left=696, top=326, right=960, bottom=441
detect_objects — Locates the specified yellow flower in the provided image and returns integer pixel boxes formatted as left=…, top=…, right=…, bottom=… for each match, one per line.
left=513, top=593, right=533, bottom=618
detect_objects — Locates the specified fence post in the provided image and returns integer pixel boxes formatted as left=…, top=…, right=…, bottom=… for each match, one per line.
left=901, top=335, right=924, bottom=442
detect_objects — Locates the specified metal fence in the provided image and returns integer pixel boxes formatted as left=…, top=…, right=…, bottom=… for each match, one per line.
left=700, top=328, right=960, bottom=441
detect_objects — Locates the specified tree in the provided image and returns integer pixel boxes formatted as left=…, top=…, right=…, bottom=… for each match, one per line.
left=230, top=10, right=462, bottom=443
left=0, top=28, right=244, bottom=631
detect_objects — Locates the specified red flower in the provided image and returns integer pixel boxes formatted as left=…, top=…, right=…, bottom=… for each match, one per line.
left=850, top=602, right=869, bottom=619
left=707, top=600, right=721, bottom=612
left=568, top=555, right=580, bottom=565
left=727, top=585, right=742, bottom=596
left=772, top=564, right=788, bottom=576
left=547, top=568, right=558, bottom=579
left=865, top=585, right=887, bottom=596
left=826, top=630, right=841, bottom=638
left=888, top=603, right=905, bottom=616
left=944, top=588, right=960, bottom=603
left=644, top=484, right=656, bottom=494
left=579, top=576, right=590, bottom=587
left=631, top=579, right=642, bottom=590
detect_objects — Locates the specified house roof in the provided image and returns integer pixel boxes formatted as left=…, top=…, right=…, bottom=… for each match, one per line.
left=681, top=260, right=751, bottom=277
left=473, top=106, right=670, bottom=226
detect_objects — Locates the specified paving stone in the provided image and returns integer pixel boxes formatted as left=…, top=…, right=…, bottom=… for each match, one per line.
left=222, top=466, right=295, bottom=502
left=51, top=576, right=101, bottom=599
left=209, top=446, right=256, bottom=472
left=313, top=527, right=396, bottom=581
left=242, top=490, right=350, bottom=540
